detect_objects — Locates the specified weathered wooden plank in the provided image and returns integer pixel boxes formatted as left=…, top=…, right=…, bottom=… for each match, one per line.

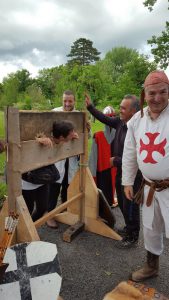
left=19, top=111, right=85, bottom=141
left=34, top=192, right=83, bottom=228
left=63, top=221, right=85, bottom=242
left=16, top=196, right=40, bottom=243
left=6, top=107, right=22, bottom=212
left=19, top=133, right=84, bottom=173
left=6, top=107, right=20, bottom=143
left=55, top=212, right=79, bottom=225
left=85, top=217, right=122, bottom=241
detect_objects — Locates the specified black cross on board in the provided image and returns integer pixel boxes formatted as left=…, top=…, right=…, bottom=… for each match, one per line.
left=0, top=243, right=61, bottom=300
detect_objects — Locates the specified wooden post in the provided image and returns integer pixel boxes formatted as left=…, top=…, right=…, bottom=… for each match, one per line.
left=6, top=107, right=22, bottom=212
left=79, top=112, right=88, bottom=223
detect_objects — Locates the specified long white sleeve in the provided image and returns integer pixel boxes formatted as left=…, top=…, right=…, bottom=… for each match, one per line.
left=122, top=118, right=138, bottom=186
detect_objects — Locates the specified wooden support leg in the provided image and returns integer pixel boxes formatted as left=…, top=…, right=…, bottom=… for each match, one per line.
left=85, top=217, right=122, bottom=241
left=65, top=168, right=122, bottom=241
left=16, top=195, right=40, bottom=243
left=63, top=221, right=85, bottom=242
left=0, top=200, right=8, bottom=241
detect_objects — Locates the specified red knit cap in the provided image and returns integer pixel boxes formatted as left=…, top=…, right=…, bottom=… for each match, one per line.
left=144, top=70, right=169, bottom=88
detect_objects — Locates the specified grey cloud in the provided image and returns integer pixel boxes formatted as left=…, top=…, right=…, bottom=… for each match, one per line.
left=0, top=0, right=168, bottom=78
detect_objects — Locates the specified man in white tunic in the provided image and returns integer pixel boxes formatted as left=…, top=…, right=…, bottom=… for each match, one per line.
left=122, top=70, right=169, bottom=282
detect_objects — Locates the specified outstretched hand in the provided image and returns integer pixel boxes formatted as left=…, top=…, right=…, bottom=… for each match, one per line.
left=36, top=137, right=53, bottom=147
left=85, top=93, right=92, bottom=107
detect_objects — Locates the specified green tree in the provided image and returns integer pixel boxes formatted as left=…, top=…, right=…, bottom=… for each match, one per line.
left=76, top=64, right=112, bottom=108
left=143, top=0, right=169, bottom=68
left=148, top=22, right=169, bottom=69
left=143, top=0, right=159, bottom=11
left=26, top=83, right=47, bottom=109
left=1, top=75, right=19, bottom=107
left=67, top=38, right=101, bottom=66
left=98, top=47, right=138, bottom=83
left=37, top=67, right=62, bottom=100
left=111, top=53, right=157, bottom=103
left=14, top=69, right=33, bottom=92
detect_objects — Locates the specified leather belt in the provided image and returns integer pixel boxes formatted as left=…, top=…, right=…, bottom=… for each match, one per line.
left=133, top=178, right=169, bottom=207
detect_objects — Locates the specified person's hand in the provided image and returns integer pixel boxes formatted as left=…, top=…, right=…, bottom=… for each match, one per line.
left=85, top=93, right=92, bottom=107
left=71, top=131, right=79, bottom=140
left=0, top=140, right=6, bottom=153
left=110, top=157, right=115, bottom=167
left=36, top=137, right=53, bottom=147
left=124, top=186, right=133, bottom=200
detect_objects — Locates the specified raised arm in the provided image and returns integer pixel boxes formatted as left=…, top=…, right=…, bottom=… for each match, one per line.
left=85, top=94, right=119, bottom=129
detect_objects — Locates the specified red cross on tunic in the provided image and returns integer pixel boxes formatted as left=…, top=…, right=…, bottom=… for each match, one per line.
left=140, top=132, right=167, bottom=164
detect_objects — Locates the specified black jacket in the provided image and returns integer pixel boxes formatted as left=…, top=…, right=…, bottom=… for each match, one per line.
left=87, top=104, right=127, bottom=175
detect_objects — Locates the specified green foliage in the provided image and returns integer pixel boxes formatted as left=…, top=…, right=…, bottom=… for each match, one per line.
left=143, top=0, right=158, bottom=11
left=0, top=151, right=5, bottom=177
left=67, top=38, right=101, bottom=66
left=37, top=67, right=63, bottom=100
left=99, top=47, right=138, bottom=83
left=111, top=54, right=157, bottom=100
left=14, top=69, right=34, bottom=93
left=0, top=111, right=4, bottom=138
left=148, top=22, right=169, bottom=69
left=0, top=75, right=19, bottom=108
left=0, top=182, right=7, bottom=208
left=143, top=0, right=169, bottom=69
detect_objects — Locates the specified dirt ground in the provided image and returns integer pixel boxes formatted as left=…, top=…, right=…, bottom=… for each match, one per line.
left=38, top=206, right=169, bottom=300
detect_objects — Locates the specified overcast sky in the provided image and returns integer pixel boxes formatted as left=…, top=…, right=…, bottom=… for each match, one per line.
left=0, top=0, right=168, bottom=82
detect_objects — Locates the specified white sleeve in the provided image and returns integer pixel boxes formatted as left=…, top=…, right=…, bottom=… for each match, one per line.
left=88, top=137, right=98, bottom=177
left=122, top=119, right=138, bottom=186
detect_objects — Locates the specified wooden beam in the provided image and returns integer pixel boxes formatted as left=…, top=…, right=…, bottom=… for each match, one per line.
left=55, top=212, right=79, bottom=225
left=34, top=192, right=83, bottom=228
left=79, top=113, right=88, bottom=223
left=19, top=111, right=85, bottom=141
left=16, top=196, right=40, bottom=243
left=85, top=217, right=122, bottom=241
left=6, top=107, right=22, bottom=212
left=63, top=221, right=85, bottom=242
left=19, top=134, right=84, bottom=173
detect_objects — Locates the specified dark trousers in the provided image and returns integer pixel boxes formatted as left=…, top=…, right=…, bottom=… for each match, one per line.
left=48, top=182, right=61, bottom=212
left=60, top=158, right=69, bottom=203
left=48, top=158, right=69, bottom=211
left=22, top=184, right=49, bottom=222
left=115, top=171, right=142, bottom=239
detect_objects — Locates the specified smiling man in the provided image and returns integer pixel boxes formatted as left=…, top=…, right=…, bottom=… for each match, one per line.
left=53, top=90, right=77, bottom=112
left=85, top=94, right=142, bottom=248
left=122, top=70, right=169, bottom=282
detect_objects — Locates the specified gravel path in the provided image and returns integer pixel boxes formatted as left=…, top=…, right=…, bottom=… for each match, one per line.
left=38, top=207, right=169, bottom=300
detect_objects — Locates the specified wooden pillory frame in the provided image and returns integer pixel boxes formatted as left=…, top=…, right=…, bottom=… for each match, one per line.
left=0, top=107, right=121, bottom=245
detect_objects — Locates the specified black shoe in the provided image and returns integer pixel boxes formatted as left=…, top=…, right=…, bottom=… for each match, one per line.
left=117, top=226, right=127, bottom=236
left=115, top=236, right=138, bottom=249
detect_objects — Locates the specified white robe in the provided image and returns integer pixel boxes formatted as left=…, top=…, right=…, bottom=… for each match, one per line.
left=122, top=104, right=169, bottom=237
